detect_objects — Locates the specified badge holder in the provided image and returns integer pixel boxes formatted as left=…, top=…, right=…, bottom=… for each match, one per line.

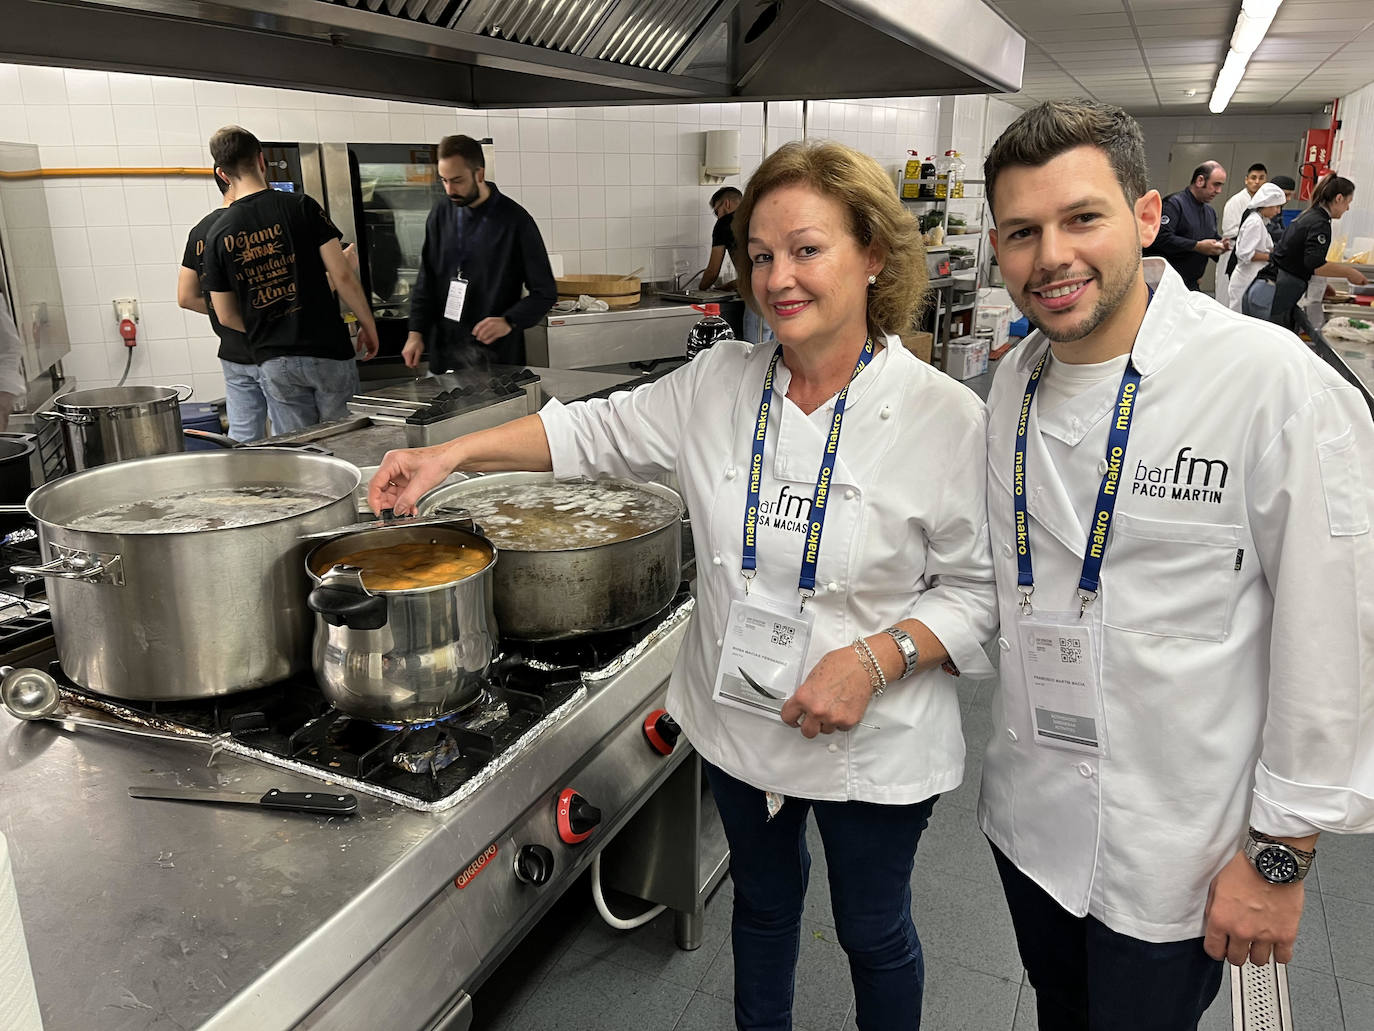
left=1016, top=609, right=1108, bottom=757
left=443, top=272, right=469, bottom=323
left=711, top=590, right=815, bottom=722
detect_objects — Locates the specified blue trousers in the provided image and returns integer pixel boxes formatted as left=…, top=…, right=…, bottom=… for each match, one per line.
left=704, top=761, right=937, bottom=1031
left=990, top=842, right=1224, bottom=1030
left=257, top=355, right=360, bottom=433
left=219, top=359, right=270, bottom=441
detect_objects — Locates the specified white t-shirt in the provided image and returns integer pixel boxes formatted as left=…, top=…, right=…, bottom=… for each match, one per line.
left=1037, top=352, right=1130, bottom=414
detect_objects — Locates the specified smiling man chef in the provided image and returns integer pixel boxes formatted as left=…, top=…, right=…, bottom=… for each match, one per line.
left=977, top=99, right=1374, bottom=1030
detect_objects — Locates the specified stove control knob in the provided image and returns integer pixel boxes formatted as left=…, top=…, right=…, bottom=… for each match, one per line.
left=514, top=844, right=555, bottom=886
left=643, top=709, right=681, bottom=756
left=556, top=788, right=601, bottom=844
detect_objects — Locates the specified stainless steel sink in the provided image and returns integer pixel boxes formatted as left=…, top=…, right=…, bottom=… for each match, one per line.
left=656, top=289, right=738, bottom=304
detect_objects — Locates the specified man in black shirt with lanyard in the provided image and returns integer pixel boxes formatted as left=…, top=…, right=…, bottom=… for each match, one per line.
left=405, top=135, right=556, bottom=372
left=177, top=169, right=273, bottom=440
left=202, top=125, right=378, bottom=433
left=1143, top=161, right=1229, bottom=290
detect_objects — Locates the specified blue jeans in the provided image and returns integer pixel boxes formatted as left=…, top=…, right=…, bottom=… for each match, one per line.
left=703, top=761, right=937, bottom=1031
left=219, top=359, right=270, bottom=441
left=257, top=356, right=360, bottom=434
left=990, top=842, right=1224, bottom=1030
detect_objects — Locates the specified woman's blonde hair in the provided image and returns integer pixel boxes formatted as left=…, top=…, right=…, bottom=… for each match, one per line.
left=731, top=140, right=927, bottom=338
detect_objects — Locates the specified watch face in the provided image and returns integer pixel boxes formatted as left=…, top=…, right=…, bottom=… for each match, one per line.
left=1256, top=845, right=1299, bottom=883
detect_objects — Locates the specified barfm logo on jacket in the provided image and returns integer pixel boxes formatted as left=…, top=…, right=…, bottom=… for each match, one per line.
left=759, top=486, right=813, bottom=534
left=1132, top=446, right=1229, bottom=504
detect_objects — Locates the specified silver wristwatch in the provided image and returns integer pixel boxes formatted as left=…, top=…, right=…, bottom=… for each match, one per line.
left=883, top=627, right=919, bottom=679
left=1245, top=829, right=1315, bottom=884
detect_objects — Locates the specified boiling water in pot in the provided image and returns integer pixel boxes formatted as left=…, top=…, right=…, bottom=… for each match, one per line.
left=67, top=486, right=338, bottom=533
left=460, top=481, right=680, bottom=550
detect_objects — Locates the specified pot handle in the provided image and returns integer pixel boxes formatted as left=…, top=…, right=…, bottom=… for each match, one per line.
left=307, top=565, right=388, bottom=630
left=183, top=427, right=240, bottom=449
left=168, top=384, right=195, bottom=402
left=37, top=408, right=93, bottom=425
left=12, top=551, right=123, bottom=585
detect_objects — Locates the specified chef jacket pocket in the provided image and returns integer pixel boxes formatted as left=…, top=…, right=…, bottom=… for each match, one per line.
left=1101, top=513, right=1242, bottom=642
left=1317, top=427, right=1370, bottom=536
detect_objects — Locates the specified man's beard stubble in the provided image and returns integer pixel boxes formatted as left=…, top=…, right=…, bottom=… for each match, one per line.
left=1017, top=248, right=1141, bottom=345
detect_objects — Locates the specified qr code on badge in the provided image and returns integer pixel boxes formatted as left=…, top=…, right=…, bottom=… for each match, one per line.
left=1059, top=636, right=1083, bottom=665
left=771, top=622, right=796, bottom=648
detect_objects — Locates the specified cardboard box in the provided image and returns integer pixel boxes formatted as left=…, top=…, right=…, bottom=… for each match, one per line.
left=944, top=336, right=989, bottom=381
left=899, top=331, right=934, bottom=363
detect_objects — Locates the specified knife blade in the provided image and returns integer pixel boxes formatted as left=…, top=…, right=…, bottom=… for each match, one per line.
left=128, top=786, right=358, bottom=815
left=738, top=667, right=881, bottom=731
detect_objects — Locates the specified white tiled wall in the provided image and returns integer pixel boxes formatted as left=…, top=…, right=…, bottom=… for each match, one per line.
left=0, top=60, right=1007, bottom=397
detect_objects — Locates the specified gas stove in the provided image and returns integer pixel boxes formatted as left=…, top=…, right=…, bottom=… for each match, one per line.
left=35, top=585, right=696, bottom=812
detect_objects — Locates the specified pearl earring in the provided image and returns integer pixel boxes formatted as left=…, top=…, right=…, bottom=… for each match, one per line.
left=867, top=274, right=877, bottom=285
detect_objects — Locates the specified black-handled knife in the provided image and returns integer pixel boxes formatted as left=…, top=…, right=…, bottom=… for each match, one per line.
left=128, top=786, right=358, bottom=815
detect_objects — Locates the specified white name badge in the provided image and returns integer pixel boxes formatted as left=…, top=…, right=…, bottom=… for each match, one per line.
left=443, top=276, right=469, bottom=323
left=711, top=593, right=815, bottom=722
left=1017, top=612, right=1108, bottom=757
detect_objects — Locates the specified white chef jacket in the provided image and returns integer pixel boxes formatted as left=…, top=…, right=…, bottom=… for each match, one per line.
left=980, top=258, right=1374, bottom=942
left=1227, top=213, right=1276, bottom=312
left=541, top=337, right=998, bottom=803
left=1220, top=187, right=1257, bottom=242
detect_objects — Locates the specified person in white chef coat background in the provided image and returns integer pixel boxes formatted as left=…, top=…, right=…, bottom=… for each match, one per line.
left=369, top=140, right=999, bottom=1030
left=979, top=99, right=1374, bottom=1031
left=1225, top=181, right=1287, bottom=312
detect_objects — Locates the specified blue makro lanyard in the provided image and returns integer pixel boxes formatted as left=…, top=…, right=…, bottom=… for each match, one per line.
left=1013, top=347, right=1142, bottom=619
left=742, top=338, right=876, bottom=606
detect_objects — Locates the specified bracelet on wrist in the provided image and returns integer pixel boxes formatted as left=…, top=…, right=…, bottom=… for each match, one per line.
left=852, top=637, right=887, bottom=696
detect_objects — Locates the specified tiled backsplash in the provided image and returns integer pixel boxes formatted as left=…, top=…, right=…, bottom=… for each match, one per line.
left=0, top=61, right=1017, bottom=397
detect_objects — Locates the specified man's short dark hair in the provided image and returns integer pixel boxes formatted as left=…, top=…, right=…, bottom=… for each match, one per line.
left=1191, top=161, right=1222, bottom=186
left=1270, top=175, right=1296, bottom=191
left=438, top=135, right=485, bottom=169
left=1248, top=163, right=1268, bottom=175
left=983, top=99, right=1148, bottom=219
left=710, top=186, right=742, bottom=208
left=209, top=126, right=262, bottom=179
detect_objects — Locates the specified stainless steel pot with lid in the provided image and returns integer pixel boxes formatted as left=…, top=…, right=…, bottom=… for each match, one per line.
left=415, top=473, right=683, bottom=640
left=41, top=384, right=194, bottom=470
left=305, top=523, right=498, bottom=725
left=14, top=449, right=360, bottom=701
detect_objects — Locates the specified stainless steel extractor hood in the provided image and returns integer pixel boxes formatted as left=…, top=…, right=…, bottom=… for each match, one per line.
left=0, top=0, right=1024, bottom=108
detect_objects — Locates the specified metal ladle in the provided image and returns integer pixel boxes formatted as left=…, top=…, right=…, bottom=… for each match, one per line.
left=0, top=665, right=224, bottom=750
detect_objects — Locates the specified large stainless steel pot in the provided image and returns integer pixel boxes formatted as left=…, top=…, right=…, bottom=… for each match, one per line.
left=41, top=384, right=193, bottom=471
left=415, top=473, right=682, bottom=640
left=15, top=450, right=359, bottom=701
left=305, top=524, right=498, bottom=724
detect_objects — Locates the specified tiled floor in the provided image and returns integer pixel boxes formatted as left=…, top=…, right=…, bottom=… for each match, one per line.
left=470, top=675, right=1374, bottom=1030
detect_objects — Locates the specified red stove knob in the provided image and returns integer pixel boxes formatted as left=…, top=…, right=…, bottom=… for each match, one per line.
left=556, top=788, right=601, bottom=844
left=643, top=709, right=681, bottom=755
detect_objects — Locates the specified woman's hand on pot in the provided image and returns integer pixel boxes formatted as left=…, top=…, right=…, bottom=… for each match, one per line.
left=368, top=446, right=455, bottom=515
left=780, top=645, right=874, bottom=738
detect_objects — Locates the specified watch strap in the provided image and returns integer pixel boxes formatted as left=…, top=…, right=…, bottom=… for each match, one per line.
left=1246, top=828, right=1316, bottom=881
left=883, top=627, right=919, bottom=679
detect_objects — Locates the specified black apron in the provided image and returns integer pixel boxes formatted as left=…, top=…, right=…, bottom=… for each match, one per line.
left=1267, top=268, right=1309, bottom=331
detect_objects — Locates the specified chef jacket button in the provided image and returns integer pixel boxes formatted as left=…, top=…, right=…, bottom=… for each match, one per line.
left=827, top=581, right=839, bottom=592
left=997, top=637, right=1011, bottom=651
left=1077, top=761, right=1094, bottom=778
left=845, top=489, right=856, bottom=501
left=1097, top=458, right=1109, bottom=475
left=1001, top=544, right=1013, bottom=557
left=1007, top=728, right=1018, bottom=742
left=725, top=466, right=738, bottom=480
left=827, top=743, right=839, bottom=753
left=716, top=637, right=724, bottom=647
left=879, top=405, right=892, bottom=419
left=712, top=554, right=722, bottom=566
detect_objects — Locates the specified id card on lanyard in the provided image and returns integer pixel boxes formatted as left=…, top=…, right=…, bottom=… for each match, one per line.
left=444, top=272, right=469, bottom=323
left=1011, top=332, right=1144, bottom=756
left=710, top=339, right=875, bottom=721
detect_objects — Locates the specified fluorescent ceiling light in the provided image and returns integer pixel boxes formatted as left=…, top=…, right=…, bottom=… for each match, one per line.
left=1209, top=0, right=1283, bottom=112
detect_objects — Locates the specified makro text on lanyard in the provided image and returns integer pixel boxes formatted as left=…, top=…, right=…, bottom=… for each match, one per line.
left=742, top=338, right=876, bottom=610
left=1013, top=347, right=1141, bottom=619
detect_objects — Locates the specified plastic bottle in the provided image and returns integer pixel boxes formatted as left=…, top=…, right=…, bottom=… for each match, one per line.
left=934, top=153, right=950, bottom=199
left=686, top=303, right=735, bottom=359
left=918, top=156, right=936, bottom=199
left=949, top=151, right=966, bottom=199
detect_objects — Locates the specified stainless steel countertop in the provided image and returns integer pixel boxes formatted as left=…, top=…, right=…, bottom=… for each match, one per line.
left=541, top=295, right=731, bottom=325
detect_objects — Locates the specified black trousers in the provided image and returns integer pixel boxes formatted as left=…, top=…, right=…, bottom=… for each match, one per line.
left=990, top=842, right=1224, bottom=1031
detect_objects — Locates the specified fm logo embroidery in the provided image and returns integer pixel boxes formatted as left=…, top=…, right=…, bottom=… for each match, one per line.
left=1132, top=446, right=1230, bottom=504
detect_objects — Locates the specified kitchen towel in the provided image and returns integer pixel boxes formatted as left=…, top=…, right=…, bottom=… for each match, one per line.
left=0, top=831, right=43, bottom=1030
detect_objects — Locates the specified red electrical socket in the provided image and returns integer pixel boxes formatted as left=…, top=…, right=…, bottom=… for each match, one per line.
left=119, top=318, right=137, bottom=347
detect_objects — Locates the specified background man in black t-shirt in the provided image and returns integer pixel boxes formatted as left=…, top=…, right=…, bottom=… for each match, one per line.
left=176, top=168, right=273, bottom=440
left=700, top=186, right=741, bottom=292
left=202, top=125, right=378, bottom=433
left=405, top=135, right=556, bottom=372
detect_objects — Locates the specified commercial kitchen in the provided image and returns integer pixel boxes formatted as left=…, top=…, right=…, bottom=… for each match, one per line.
left=1, top=2, right=1373, bottom=1030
